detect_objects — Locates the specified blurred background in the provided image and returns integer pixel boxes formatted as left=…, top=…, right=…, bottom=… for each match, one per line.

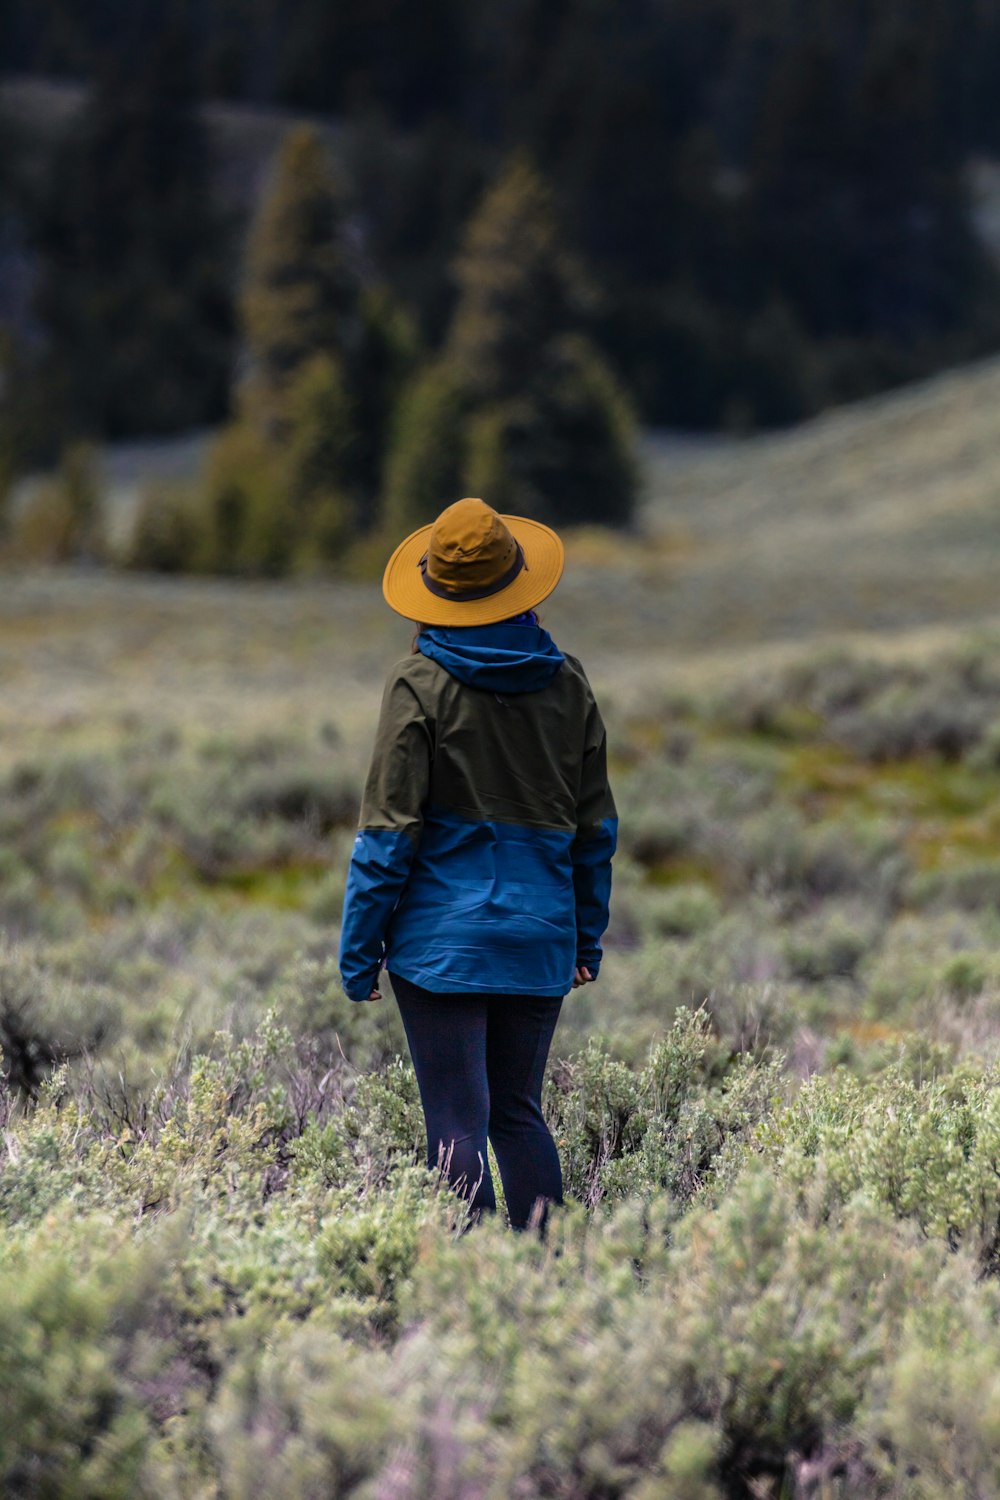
left=3, top=0, right=1000, bottom=574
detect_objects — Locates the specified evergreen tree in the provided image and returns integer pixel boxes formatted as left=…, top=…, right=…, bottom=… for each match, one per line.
left=446, top=156, right=592, bottom=403
left=385, top=157, right=637, bottom=529
left=32, top=12, right=232, bottom=441
left=747, top=15, right=987, bottom=352
left=240, top=126, right=363, bottom=438
left=238, top=125, right=417, bottom=530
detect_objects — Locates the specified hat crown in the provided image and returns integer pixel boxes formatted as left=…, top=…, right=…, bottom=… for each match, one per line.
left=426, top=498, right=516, bottom=589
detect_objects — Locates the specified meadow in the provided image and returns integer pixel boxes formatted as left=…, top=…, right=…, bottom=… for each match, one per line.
left=5, top=362, right=1000, bottom=1497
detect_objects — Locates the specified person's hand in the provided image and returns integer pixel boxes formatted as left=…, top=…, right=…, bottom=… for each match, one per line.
left=365, top=986, right=380, bottom=1002
left=572, top=965, right=594, bottom=989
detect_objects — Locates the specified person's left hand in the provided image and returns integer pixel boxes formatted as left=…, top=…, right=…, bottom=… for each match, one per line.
left=572, top=965, right=594, bottom=988
left=365, top=986, right=380, bottom=1002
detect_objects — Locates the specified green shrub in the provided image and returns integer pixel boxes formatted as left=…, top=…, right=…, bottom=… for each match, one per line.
left=871, top=1266, right=1000, bottom=1497
left=127, top=483, right=202, bottom=572
left=783, top=903, right=878, bottom=982
left=645, top=882, right=722, bottom=939
left=315, top=1170, right=459, bottom=1336
left=205, top=1324, right=393, bottom=1500
left=548, top=1009, right=781, bottom=1209
left=907, top=858, right=1000, bottom=913
left=760, top=1061, right=1000, bottom=1266
left=0, top=1233, right=154, bottom=1498
left=196, top=423, right=294, bottom=576
left=938, top=950, right=992, bottom=1002
left=0, top=945, right=122, bottom=1098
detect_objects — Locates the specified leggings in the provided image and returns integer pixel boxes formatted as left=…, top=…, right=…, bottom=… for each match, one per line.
left=389, top=971, right=564, bottom=1230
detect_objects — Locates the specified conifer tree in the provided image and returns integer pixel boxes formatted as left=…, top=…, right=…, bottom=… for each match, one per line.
left=236, top=125, right=417, bottom=542
left=240, top=126, right=363, bottom=438
left=387, top=156, right=637, bottom=529
left=446, top=157, right=592, bottom=404
left=33, top=14, right=231, bottom=441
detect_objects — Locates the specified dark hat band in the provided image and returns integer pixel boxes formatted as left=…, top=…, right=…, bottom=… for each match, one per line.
left=418, top=542, right=527, bottom=601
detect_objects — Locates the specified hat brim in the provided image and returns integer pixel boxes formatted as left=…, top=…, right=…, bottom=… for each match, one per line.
left=382, top=515, right=565, bottom=626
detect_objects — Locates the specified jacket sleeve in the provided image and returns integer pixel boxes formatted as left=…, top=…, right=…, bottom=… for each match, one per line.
left=339, top=664, right=432, bottom=1001
left=571, top=688, right=618, bottom=977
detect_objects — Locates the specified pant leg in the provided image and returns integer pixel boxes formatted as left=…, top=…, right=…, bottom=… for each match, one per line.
left=485, top=993, right=564, bottom=1231
left=389, top=972, right=495, bottom=1218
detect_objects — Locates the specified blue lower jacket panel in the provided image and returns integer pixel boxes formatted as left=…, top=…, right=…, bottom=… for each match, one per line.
left=339, top=809, right=613, bottom=998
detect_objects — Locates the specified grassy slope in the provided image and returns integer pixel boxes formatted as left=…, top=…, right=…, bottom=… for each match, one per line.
left=630, top=353, right=1000, bottom=656
left=4, top=352, right=1000, bottom=760
left=4, top=353, right=1000, bottom=1500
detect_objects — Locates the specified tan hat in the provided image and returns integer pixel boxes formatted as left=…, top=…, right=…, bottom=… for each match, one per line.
left=382, top=497, right=565, bottom=626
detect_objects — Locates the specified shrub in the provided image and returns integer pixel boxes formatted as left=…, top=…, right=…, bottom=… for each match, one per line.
left=833, top=680, right=992, bottom=763
left=908, top=858, right=1000, bottom=914
left=760, top=1061, right=1000, bottom=1266
left=196, top=422, right=294, bottom=576
left=871, top=1267, right=1000, bottom=1497
left=206, top=1324, right=394, bottom=1500
left=645, top=882, right=722, bottom=939
left=547, top=1008, right=781, bottom=1209
left=0, top=1233, right=154, bottom=1498
left=8, top=442, right=106, bottom=565
left=782, top=903, right=878, bottom=982
left=0, top=945, right=121, bottom=1098
left=127, top=484, right=202, bottom=572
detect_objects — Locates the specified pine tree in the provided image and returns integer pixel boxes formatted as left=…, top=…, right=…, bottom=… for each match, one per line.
left=240, top=125, right=364, bottom=438
left=386, top=156, right=637, bottom=529
left=446, top=156, right=592, bottom=404
left=238, top=125, right=417, bottom=532
left=32, top=13, right=232, bottom=441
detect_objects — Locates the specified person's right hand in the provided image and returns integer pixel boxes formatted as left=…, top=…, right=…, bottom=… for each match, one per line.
left=572, top=965, right=593, bottom=989
left=365, top=987, right=380, bottom=1002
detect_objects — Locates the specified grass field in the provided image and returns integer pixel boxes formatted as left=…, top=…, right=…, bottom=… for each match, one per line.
left=4, top=360, right=1000, bottom=1497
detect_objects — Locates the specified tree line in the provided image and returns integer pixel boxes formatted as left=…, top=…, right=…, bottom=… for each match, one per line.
left=2, top=0, right=1000, bottom=565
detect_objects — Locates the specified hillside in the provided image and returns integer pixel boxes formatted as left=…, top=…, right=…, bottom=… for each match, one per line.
left=4, top=357, right=1000, bottom=1496
left=4, top=353, right=1000, bottom=760
left=626, top=354, right=1000, bottom=655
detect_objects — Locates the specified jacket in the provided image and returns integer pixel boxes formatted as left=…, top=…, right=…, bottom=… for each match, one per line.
left=338, top=620, right=617, bottom=1000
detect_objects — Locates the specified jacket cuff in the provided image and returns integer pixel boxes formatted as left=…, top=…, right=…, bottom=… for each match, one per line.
left=342, top=971, right=380, bottom=1003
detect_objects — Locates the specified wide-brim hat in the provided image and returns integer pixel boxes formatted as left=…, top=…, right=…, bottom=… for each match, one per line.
left=382, top=497, right=565, bottom=626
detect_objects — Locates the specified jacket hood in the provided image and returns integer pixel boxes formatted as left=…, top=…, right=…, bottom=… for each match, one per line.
left=417, top=622, right=565, bottom=695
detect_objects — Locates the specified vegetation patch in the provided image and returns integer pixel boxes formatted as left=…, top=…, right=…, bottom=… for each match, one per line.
left=3, top=614, right=1000, bottom=1493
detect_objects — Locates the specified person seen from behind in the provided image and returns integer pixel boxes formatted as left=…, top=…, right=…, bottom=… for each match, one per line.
left=338, top=497, right=617, bottom=1231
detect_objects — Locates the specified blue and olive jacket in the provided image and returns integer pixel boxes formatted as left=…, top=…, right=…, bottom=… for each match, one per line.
left=338, top=621, right=617, bottom=1000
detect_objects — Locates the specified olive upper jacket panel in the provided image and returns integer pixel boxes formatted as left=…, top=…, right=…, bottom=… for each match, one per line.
left=338, top=628, right=617, bottom=999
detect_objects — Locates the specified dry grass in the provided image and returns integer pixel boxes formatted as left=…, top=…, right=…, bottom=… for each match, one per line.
left=3, top=352, right=1000, bottom=753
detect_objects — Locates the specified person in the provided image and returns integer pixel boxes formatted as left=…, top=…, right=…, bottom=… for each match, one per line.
left=338, top=497, right=617, bottom=1230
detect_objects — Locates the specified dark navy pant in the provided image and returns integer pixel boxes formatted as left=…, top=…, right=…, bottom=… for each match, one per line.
left=389, top=972, right=564, bottom=1230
